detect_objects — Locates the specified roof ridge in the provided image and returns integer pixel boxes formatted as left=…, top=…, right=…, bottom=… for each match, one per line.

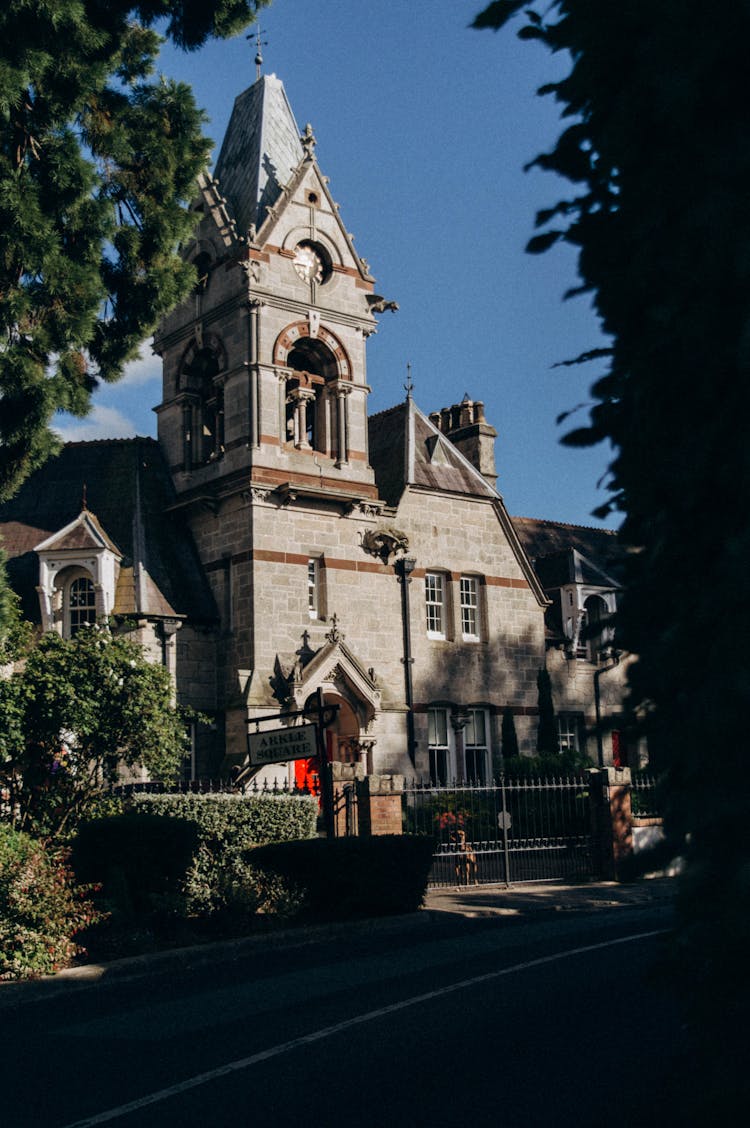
left=369, top=402, right=407, bottom=422
left=512, top=514, right=619, bottom=535
left=62, top=436, right=157, bottom=450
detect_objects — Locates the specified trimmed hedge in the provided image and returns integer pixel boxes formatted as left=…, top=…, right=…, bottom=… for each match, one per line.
left=249, top=835, right=436, bottom=921
left=126, top=793, right=318, bottom=916
left=71, top=813, right=199, bottom=916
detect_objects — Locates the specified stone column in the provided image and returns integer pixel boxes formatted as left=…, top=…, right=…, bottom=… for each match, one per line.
left=288, top=387, right=315, bottom=449
left=335, top=386, right=351, bottom=466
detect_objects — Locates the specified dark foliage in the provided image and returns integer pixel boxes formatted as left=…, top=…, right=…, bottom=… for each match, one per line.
left=249, top=835, right=436, bottom=921
left=501, top=706, right=520, bottom=760
left=535, top=667, right=556, bottom=755
left=71, top=813, right=199, bottom=916
left=474, top=0, right=750, bottom=1088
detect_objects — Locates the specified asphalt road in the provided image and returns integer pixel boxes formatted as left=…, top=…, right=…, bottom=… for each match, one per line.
left=1, top=904, right=688, bottom=1128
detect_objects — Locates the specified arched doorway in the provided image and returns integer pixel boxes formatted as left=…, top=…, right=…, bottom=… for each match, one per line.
left=294, top=692, right=361, bottom=791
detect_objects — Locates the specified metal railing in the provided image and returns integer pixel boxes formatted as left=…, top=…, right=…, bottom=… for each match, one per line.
left=630, top=772, right=661, bottom=818
left=403, top=775, right=595, bottom=886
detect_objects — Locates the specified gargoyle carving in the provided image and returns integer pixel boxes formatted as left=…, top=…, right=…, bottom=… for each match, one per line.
left=361, top=526, right=410, bottom=564
left=367, top=295, right=399, bottom=314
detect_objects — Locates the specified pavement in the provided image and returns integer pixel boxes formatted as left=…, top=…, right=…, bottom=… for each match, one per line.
left=424, top=874, right=676, bottom=918
left=0, top=876, right=677, bottom=1010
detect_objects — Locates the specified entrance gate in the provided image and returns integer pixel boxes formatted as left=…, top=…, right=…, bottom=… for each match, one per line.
left=403, top=776, right=597, bottom=886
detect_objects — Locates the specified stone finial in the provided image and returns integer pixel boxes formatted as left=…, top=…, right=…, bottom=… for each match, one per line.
left=301, top=123, right=317, bottom=159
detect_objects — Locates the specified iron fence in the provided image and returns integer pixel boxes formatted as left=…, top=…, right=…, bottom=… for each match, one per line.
left=111, top=777, right=320, bottom=798
left=403, top=776, right=596, bottom=886
left=630, top=772, right=661, bottom=818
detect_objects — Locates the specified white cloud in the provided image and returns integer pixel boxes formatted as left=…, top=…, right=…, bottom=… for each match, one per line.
left=53, top=405, right=137, bottom=442
left=118, top=340, right=161, bottom=387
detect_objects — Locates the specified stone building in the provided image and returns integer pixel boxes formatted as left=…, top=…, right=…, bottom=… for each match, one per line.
left=0, top=72, right=636, bottom=782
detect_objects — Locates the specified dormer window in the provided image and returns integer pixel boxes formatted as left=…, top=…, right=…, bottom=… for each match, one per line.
left=34, top=510, right=122, bottom=636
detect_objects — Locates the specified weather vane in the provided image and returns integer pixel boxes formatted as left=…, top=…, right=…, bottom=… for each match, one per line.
left=405, top=362, right=414, bottom=400
left=247, top=26, right=268, bottom=81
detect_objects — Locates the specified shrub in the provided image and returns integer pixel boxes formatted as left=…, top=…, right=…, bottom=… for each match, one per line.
left=71, top=813, right=199, bottom=917
left=502, top=752, right=589, bottom=778
left=0, top=825, right=100, bottom=980
left=249, top=835, right=435, bottom=921
left=126, top=793, right=318, bottom=916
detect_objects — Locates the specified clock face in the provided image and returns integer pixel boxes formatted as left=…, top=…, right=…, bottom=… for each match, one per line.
left=293, top=243, right=324, bottom=284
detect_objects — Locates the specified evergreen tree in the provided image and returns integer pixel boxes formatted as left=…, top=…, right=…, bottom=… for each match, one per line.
left=0, top=548, right=30, bottom=662
left=0, top=1, right=270, bottom=501
left=535, top=667, right=556, bottom=756
left=475, top=0, right=750, bottom=1102
left=501, top=706, right=519, bottom=761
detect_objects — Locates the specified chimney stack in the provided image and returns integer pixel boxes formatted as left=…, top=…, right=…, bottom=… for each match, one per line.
left=429, top=394, right=498, bottom=489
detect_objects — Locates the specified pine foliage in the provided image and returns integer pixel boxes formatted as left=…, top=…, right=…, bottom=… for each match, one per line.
left=0, top=0, right=270, bottom=500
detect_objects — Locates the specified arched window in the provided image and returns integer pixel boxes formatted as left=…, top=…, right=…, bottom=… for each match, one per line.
left=181, top=347, right=224, bottom=467
left=192, top=251, right=212, bottom=295
left=285, top=338, right=339, bottom=455
left=67, top=576, right=96, bottom=636
left=584, top=594, right=611, bottom=661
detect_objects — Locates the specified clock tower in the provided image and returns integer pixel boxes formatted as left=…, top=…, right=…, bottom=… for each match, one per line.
left=153, top=72, right=394, bottom=760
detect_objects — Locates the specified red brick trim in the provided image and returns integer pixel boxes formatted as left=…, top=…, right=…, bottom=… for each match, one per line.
left=273, top=320, right=351, bottom=380
left=485, top=575, right=529, bottom=590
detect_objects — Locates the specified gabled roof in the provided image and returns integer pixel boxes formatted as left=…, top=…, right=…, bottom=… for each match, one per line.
left=368, top=399, right=498, bottom=507
left=214, top=74, right=304, bottom=238
left=34, top=509, right=122, bottom=556
left=511, top=516, right=624, bottom=589
left=0, top=439, right=217, bottom=624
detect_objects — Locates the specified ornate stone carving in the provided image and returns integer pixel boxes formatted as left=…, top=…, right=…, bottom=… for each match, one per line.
left=361, top=526, right=410, bottom=565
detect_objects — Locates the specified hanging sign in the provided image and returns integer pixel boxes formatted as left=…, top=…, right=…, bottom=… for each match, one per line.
left=247, top=723, right=318, bottom=766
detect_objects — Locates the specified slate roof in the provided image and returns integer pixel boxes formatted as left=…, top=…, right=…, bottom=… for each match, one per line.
left=511, top=516, right=624, bottom=589
left=214, top=74, right=304, bottom=237
left=368, top=400, right=497, bottom=507
left=0, top=439, right=217, bottom=625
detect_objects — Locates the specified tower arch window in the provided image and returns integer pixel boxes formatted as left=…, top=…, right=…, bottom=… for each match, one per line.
left=192, top=251, right=212, bottom=295
left=180, top=346, right=224, bottom=467
left=284, top=337, right=342, bottom=457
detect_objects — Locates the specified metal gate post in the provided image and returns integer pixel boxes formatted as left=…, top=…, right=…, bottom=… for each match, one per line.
left=500, top=776, right=512, bottom=888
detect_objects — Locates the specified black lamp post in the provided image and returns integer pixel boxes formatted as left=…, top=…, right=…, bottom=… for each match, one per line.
left=395, top=554, right=417, bottom=768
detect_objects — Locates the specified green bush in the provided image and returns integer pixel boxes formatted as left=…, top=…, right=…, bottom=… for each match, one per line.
left=249, top=835, right=435, bottom=921
left=126, top=793, right=318, bottom=916
left=71, top=813, right=199, bottom=917
left=0, top=825, right=100, bottom=979
left=502, top=752, right=589, bottom=778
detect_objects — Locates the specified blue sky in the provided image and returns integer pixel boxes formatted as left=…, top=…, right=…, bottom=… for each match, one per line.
left=55, top=0, right=616, bottom=529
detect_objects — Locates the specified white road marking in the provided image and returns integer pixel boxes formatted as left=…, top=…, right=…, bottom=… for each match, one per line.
left=63, top=928, right=666, bottom=1127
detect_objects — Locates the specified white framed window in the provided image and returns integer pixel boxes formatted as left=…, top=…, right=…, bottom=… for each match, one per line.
left=460, top=575, right=480, bottom=640
left=464, top=708, right=490, bottom=783
left=557, top=714, right=581, bottom=754
left=425, top=572, right=446, bottom=638
left=307, top=558, right=319, bottom=618
left=67, top=575, right=96, bottom=637
left=428, top=707, right=452, bottom=785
